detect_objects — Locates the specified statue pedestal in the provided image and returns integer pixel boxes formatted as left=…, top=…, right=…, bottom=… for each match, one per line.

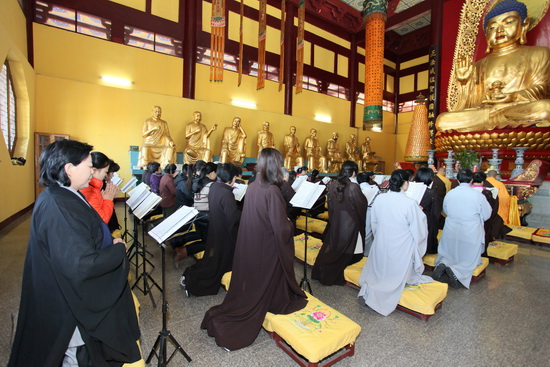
left=526, top=181, right=550, bottom=230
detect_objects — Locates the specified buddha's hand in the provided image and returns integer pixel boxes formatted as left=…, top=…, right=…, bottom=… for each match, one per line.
left=482, top=92, right=515, bottom=105
left=211, top=124, right=218, bottom=132
left=455, top=57, right=474, bottom=83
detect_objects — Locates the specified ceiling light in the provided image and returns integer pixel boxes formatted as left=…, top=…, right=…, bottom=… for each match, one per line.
left=231, top=99, right=256, bottom=109
left=314, top=114, right=332, bottom=123
left=100, top=76, right=134, bottom=87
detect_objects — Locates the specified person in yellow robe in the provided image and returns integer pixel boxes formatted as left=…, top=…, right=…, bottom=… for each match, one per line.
left=486, top=170, right=511, bottom=225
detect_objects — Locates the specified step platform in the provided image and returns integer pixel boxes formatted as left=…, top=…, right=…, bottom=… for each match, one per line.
left=344, top=258, right=448, bottom=321
left=487, top=241, right=519, bottom=265
left=221, top=272, right=361, bottom=367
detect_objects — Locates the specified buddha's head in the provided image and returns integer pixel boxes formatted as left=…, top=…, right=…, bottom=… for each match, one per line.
left=350, top=134, right=356, bottom=142
left=232, top=117, right=241, bottom=128
left=290, top=126, right=296, bottom=135
left=193, top=111, right=202, bottom=122
left=310, top=128, right=317, bottom=138
left=262, top=121, right=270, bottom=131
left=484, top=0, right=530, bottom=51
left=332, top=132, right=339, bottom=141
left=152, top=106, right=162, bottom=119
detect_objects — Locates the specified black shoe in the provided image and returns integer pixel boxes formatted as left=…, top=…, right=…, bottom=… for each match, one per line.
left=432, top=263, right=446, bottom=281
left=445, top=267, right=460, bottom=289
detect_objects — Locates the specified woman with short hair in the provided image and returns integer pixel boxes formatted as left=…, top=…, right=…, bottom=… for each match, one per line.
left=358, top=169, right=433, bottom=316
left=9, top=139, right=141, bottom=366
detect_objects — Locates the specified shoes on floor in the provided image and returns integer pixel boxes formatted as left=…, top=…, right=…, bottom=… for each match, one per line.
left=445, top=267, right=461, bottom=289
left=432, top=263, right=447, bottom=281
left=179, top=275, right=186, bottom=288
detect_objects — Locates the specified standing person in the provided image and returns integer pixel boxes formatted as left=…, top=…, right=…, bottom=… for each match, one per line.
left=202, top=148, right=307, bottom=351
left=312, top=161, right=367, bottom=286
left=9, top=140, right=141, bottom=367
left=104, top=160, right=122, bottom=236
left=182, top=163, right=241, bottom=296
left=159, top=163, right=178, bottom=217
left=486, top=170, right=511, bottom=225
left=433, top=168, right=492, bottom=289
left=175, top=164, right=193, bottom=208
left=141, top=162, right=154, bottom=186
left=357, top=172, right=380, bottom=256
left=148, top=162, right=162, bottom=194
left=358, top=170, right=433, bottom=316
left=80, top=151, right=119, bottom=224
left=193, top=162, right=218, bottom=242
left=414, top=167, right=443, bottom=254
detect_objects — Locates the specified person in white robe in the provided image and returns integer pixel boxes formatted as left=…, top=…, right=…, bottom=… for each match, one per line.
left=433, top=168, right=492, bottom=289
left=356, top=172, right=380, bottom=256
left=358, top=169, right=433, bottom=316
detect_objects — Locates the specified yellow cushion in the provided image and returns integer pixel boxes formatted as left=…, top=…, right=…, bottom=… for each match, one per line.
left=423, top=254, right=437, bottom=267
left=532, top=228, right=550, bottom=244
left=398, top=282, right=448, bottom=315
left=263, top=293, right=361, bottom=363
left=343, top=257, right=367, bottom=284
left=506, top=225, right=537, bottom=240
left=221, top=271, right=232, bottom=290
left=487, top=241, right=519, bottom=260
left=149, top=214, right=164, bottom=222
left=194, top=250, right=204, bottom=260
left=295, top=216, right=327, bottom=234
left=472, top=257, right=489, bottom=276
left=111, top=229, right=123, bottom=239
left=294, top=235, right=323, bottom=266
left=317, top=211, right=329, bottom=220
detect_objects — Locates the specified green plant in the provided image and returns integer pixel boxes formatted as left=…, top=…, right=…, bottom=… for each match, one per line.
left=455, top=149, right=480, bottom=170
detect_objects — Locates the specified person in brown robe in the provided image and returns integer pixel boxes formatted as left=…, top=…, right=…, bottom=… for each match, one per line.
left=201, top=148, right=307, bottom=351
left=182, top=163, right=241, bottom=296
left=312, top=160, right=367, bottom=286
left=414, top=167, right=443, bottom=254
left=472, top=172, right=511, bottom=255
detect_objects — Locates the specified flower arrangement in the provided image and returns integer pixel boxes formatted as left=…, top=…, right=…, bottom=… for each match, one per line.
left=454, top=149, right=480, bottom=171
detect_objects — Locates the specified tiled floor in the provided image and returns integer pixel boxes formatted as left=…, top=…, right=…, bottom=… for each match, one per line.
left=2, top=205, right=550, bottom=366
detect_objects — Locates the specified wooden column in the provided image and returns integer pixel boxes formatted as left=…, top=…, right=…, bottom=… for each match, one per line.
left=428, top=0, right=443, bottom=147
left=349, top=33, right=358, bottom=127
left=183, top=0, right=197, bottom=99
left=283, top=3, right=296, bottom=116
left=25, top=0, right=34, bottom=67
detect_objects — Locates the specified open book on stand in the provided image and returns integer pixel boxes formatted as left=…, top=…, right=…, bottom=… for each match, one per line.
left=148, top=206, right=199, bottom=243
left=290, top=181, right=326, bottom=209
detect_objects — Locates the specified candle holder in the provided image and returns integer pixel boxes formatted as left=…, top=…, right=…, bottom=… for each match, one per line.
left=511, top=147, right=529, bottom=178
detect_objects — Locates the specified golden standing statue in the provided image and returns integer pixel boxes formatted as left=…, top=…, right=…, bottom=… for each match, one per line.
left=184, top=111, right=217, bottom=164
left=303, top=128, right=327, bottom=172
left=220, top=117, right=247, bottom=166
left=257, top=121, right=275, bottom=153
left=437, top=0, right=550, bottom=132
left=138, top=106, right=176, bottom=168
left=282, top=126, right=304, bottom=170
left=326, top=132, right=343, bottom=172
left=345, top=134, right=361, bottom=164
left=361, top=136, right=378, bottom=172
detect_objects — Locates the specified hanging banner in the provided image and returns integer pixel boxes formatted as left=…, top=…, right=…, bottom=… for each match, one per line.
left=295, top=0, right=305, bottom=93
left=278, top=0, right=286, bottom=91
left=238, top=0, right=244, bottom=86
left=210, top=0, right=226, bottom=82
left=257, top=0, right=267, bottom=90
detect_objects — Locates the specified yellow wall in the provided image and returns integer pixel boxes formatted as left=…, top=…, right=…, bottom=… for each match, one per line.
left=0, top=0, right=36, bottom=223
left=109, top=0, right=145, bottom=12
left=152, top=0, right=179, bottom=22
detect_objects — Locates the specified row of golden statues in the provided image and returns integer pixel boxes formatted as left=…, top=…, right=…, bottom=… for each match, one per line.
left=138, top=107, right=378, bottom=172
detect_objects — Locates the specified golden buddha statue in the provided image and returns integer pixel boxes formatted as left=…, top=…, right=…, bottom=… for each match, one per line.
left=282, top=126, right=304, bottom=170
left=437, top=0, right=550, bottom=132
left=257, top=121, right=275, bottom=153
left=184, top=111, right=217, bottom=164
left=220, top=117, right=247, bottom=166
left=303, top=128, right=327, bottom=172
left=138, top=106, right=176, bottom=168
left=361, top=136, right=378, bottom=172
left=345, top=134, right=361, bottom=164
left=326, top=132, right=343, bottom=172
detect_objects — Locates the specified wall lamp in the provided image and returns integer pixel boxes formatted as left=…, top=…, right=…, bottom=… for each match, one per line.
left=314, top=114, right=332, bottom=123
left=231, top=99, right=257, bottom=109
left=100, top=75, right=134, bottom=87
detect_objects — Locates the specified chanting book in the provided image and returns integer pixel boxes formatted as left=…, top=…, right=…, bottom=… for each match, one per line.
left=148, top=206, right=199, bottom=243
left=132, top=192, right=162, bottom=219
left=121, top=177, right=138, bottom=194
left=291, top=175, right=308, bottom=190
left=110, top=173, right=123, bottom=186
left=373, top=175, right=390, bottom=186
left=290, top=181, right=325, bottom=209
left=322, top=176, right=331, bottom=185
left=126, top=183, right=151, bottom=210
left=360, top=183, right=380, bottom=204
left=405, top=182, right=427, bottom=204
left=232, top=183, right=248, bottom=201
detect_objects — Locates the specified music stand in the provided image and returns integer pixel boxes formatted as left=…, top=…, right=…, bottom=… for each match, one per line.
left=290, top=180, right=326, bottom=295
left=146, top=206, right=198, bottom=366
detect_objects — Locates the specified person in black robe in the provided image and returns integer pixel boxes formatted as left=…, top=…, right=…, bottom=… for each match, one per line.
left=182, top=163, right=241, bottom=296
left=472, top=172, right=511, bottom=255
left=414, top=167, right=443, bottom=254
left=9, top=140, right=140, bottom=367
left=281, top=168, right=300, bottom=223
left=312, top=160, right=368, bottom=286
left=201, top=148, right=307, bottom=351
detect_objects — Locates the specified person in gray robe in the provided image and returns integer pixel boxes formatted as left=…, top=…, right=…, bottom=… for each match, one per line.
left=357, top=172, right=380, bottom=256
left=432, top=168, right=492, bottom=289
left=358, top=169, right=433, bottom=316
